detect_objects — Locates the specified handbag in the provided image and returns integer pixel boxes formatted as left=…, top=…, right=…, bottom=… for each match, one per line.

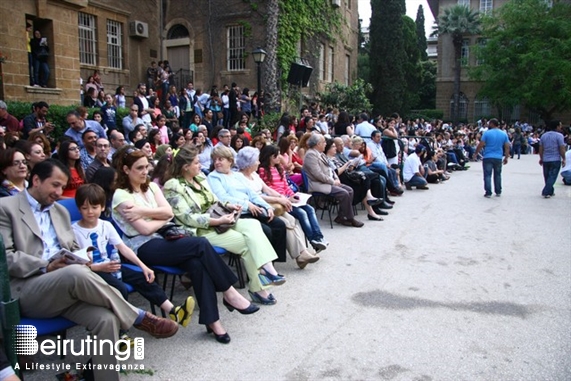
left=345, top=169, right=366, bottom=184
left=207, top=201, right=240, bottom=234
left=268, top=202, right=285, bottom=217
left=156, top=222, right=190, bottom=241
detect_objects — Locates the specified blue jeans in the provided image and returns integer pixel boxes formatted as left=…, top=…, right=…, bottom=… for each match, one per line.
left=511, top=144, right=521, bottom=159
left=561, top=170, right=571, bottom=185
left=405, top=173, right=428, bottom=187
left=542, top=161, right=561, bottom=196
left=289, top=205, right=323, bottom=242
left=482, top=158, right=503, bottom=195
left=33, top=60, right=50, bottom=87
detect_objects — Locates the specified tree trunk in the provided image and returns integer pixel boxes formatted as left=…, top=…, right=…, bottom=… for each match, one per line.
left=264, top=0, right=280, bottom=113
left=452, top=36, right=462, bottom=126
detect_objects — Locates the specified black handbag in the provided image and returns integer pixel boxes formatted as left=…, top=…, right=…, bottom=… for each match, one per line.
left=156, top=222, right=190, bottom=241
left=345, top=169, right=367, bottom=184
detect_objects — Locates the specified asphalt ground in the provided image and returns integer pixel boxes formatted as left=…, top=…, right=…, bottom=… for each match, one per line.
left=23, top=152, right=571, bottom=381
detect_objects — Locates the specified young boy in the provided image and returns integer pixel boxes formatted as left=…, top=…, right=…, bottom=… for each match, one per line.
left=72, top=183, right=194, bottom=327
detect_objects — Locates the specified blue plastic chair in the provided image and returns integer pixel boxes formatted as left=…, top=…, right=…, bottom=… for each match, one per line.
left=19, top=317, right=77, bottom=359
left=56, top=198, right=82, bottom=223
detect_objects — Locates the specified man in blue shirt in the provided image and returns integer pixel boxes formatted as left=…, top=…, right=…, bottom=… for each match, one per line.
left=475, top=118, right=510, bottom=197
left=538, top=120, right=566, bottom=198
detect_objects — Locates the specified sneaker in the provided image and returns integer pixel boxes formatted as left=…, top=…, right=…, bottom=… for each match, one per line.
left=169, top=296, right=195, bottom=327
left=134, top=312, right=179, bottom=338
left=544, top=194, right=551, bottom=199
left=484, top=194, right=492, bottom=198
left=405, top=183, right=413, bottom=190
left=118, top=333, right=135, bottom=352
left=495, top=193, right=501, bottom=197
left=416, top=185, right=429, bottom=190
left=310, top=239, right=327, bottom=253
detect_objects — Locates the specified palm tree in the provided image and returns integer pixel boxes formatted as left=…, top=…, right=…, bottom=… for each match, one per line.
left=434, top=5, right=480, bottom=125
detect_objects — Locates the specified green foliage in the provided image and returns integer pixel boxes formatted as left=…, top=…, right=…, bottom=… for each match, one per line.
left=471, top=0, right=571, bottom=122
left=357, top=53, right=370, bottom=84
left=277, top=1, right=342, bottom=84
left=415, top=5, right=428, bottom=61
left=5, top=101, right=129, bottom=140
left=369, top=0, right=407, bottom=115
left=402, top=15, right=421, bottom=114
left=407, top=109, right=444, bottom=121
left=417, top=60, right=437, bottom=110
left=255, top=112, right=282, bottom=135
left=318, top=79, right=373, bottom=116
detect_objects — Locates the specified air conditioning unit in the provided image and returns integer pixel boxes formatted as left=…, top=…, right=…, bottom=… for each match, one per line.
left=129, top=21, right=149, bottom=38
left=332, top=0, right=341, bottom=7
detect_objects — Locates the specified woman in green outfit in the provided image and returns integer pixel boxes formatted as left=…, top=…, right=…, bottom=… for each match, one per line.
left=163, top=146, right=283, bottom=305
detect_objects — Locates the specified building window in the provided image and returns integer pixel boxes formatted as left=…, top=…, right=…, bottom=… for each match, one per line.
left=319, top=44, right=325, bottom=81
left=450, top=93, right=468, bottom=120
left=480, top=0, right=493, bottom=14
left=458, top=0, right=470, bottom=7
left=344, top=54, right=350, bottom=86
left=106, top=20, right=123, bottom=69
left=78, top=13, right=97, bottom=66
left=327, top=47, right=334, bottom=83
left=474, top=98, right=492, bottom=120
left=227, top=25, right=245, bottom=71
left=347, top=0, right=351, bottom=9
left=461, top=39, right=470, bottom=66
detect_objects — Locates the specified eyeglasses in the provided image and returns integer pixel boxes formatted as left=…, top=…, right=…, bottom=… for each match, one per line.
left=12, top=160, right=28, bottom=167
left=220, top=135, right=231, bottom=138
left=69, top=146, right=80, bottom=151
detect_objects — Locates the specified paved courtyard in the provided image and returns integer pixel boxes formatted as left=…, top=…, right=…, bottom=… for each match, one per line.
left=24, top=153, right=570, bottom=381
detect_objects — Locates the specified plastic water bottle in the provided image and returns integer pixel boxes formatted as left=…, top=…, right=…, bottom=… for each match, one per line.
left=109, top=249, right=122, bottom=280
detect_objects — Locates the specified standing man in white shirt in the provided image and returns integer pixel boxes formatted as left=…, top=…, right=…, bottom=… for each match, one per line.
left=354, top=113, right=376, bottom=140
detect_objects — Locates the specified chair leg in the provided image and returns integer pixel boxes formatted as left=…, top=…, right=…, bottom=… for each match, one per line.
left=169, top=274, right=177, bottom=301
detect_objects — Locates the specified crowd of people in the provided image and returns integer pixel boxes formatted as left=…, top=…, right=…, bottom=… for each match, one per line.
left=0, top=91, right=570, bottom=380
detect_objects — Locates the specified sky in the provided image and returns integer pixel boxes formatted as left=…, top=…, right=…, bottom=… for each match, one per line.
left=358, top=0, right=436, bottom=38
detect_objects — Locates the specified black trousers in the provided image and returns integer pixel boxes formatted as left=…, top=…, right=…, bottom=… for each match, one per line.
left=242, top=214, right=287, bottom=262
left=138, top=237, right=237, bottom=325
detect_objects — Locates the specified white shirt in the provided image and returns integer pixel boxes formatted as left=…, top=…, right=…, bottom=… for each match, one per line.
left=25, top=190, right=60, bottom=260
left=72, top=219, right=122, bottom=258
left=403, top=152, right=422, bottom=182
left=354, top=121, right=376, bottom=140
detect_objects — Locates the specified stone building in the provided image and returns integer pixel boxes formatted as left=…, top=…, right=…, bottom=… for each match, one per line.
left=0, top=0, right=358, bottom=107
left=427, top=0, right=570, bottom=124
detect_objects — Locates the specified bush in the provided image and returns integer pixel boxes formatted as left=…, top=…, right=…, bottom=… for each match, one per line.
left=5, top=101, right=129, bottom=140
left=407, top=109, right=444, bottom=121
left=253, top=112, right=281, bottom=135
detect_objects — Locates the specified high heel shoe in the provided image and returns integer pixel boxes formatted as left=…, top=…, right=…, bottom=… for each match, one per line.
left=206, top=326, right=231, bottom=344
left=367, top=214, right=383, bottom=221
left=222, top=298, right=260, bottom=314
left=258, top=271, right=286, bottom=286
left=249, top=290, right=277, bottom=305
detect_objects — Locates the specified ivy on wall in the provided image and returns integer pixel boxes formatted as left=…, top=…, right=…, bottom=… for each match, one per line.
left=277, top=1, right=342, bottom=83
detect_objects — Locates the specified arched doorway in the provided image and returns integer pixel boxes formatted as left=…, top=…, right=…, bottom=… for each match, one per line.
left=165, top=24, right=192, bottom=91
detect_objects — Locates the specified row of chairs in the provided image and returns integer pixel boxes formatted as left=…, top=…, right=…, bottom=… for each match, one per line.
left=18, top=198, right=247, bottom=352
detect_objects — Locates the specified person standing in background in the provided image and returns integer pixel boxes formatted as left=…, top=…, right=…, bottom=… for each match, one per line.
left=475, top=118, right=510, bottom=198
left=538, top=120, right=566, bottom=198
left=30, top=30, right=50, bottom=87
left=26, top=22, right=35, bottom=86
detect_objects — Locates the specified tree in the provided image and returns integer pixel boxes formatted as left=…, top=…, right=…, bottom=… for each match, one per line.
left=434, top=5, right=480, bottom=125
left=471, top=0, right=571, bottom=123
left=263, top=0, right=280, bottom=112
left=417, top=60, right=437, bottom=109
left=318, top=79, right=373, bottom=116
left=369, top=0, right=406, bottom=115
left=402, top=15, right=421, bottom=114
left=415, top=5, right=428, bottom=61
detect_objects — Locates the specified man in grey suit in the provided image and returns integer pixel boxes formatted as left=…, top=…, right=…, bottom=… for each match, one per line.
left=0, top=159, right=177, bottom=381
left=302, top=134, right=363, bottom=228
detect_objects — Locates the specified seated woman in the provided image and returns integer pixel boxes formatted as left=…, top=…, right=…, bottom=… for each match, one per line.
left=163, top=147, right=283, bottom=305
left=17, top=140, right=46, bottom=170
left=302, top=134, right=363, bottom=228
left=236, top=147, right=321, bottom=269
left=258, top=144, right=328, bottom=253
left=0, top=148, right=28, bottom=197
left=326, top=139, right=386, bottom=221
left=207, top=146, right=288, bottom=265
left=194, top=130, right=213, bottom=173
left=278, top=136, right=302, bottom=187
left=112, top=146, right=258, bottom=344
left=57, top=140, right=85, bottom=198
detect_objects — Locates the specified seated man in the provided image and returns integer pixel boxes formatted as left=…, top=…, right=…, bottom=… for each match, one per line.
left=402, top=145, right=429, bottom=190
left=0, top=159, right=177, bottom=381
left=302, top=134, right=363, bottom=228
